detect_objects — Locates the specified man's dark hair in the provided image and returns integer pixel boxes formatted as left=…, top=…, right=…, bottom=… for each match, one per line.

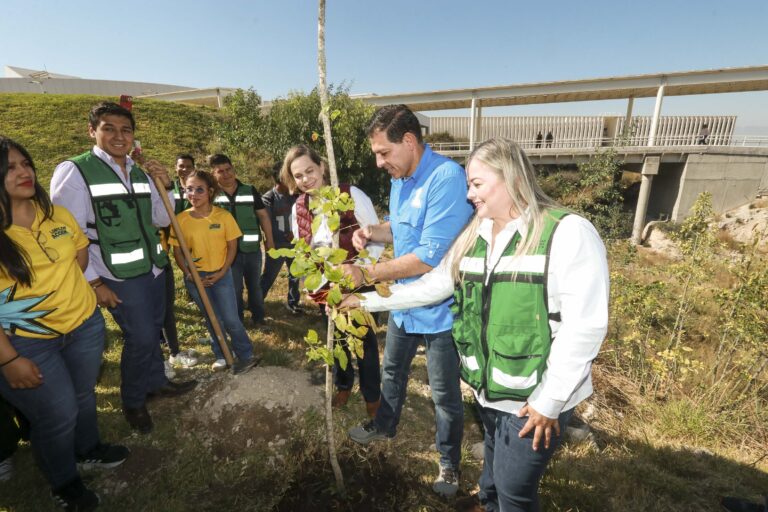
left=176, top=153, right=195, bottom=166
left=271, top=160, right=283, bottom=182
left=207, top=153, right=232, bottom=167
left=88, top=102, right=135, bottom=130
left=365, top=104, right=423, bottom=144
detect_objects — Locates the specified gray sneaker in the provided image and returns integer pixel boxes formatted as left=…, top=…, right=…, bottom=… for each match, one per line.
left=0, top=457, right=13, bottom=482
left=348, top=420, right=393, bottom=445
left=232, top=356, right=259, bottom=375
left=432, top=465, right=460, bottom=497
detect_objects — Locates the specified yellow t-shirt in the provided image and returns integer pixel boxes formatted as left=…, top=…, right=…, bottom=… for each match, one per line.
left=169, top=207, right=242, bottom=272
left=1, top=205, right=96, bottom=339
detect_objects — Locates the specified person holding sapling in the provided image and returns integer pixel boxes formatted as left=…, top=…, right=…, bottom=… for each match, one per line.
left=281, top=144, right=384, bottom=417
left=342, top=138, right=609, bottom=511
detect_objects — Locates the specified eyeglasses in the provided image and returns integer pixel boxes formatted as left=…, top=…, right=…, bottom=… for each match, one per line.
left=184, top=186, right=207, bottom=195
left=35, top=231, right=60, bottom=263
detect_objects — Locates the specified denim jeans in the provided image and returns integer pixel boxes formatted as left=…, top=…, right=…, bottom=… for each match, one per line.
left=374, top=316, right=464, bottom=469
left=477, top=404, right=574, bottom=512
left=333, top=320, right=381, bottom=404
left=0, top=309, right=105, bottom=489
left=260, top=253, right=300, bottom=308
left=104, top=271, right=168, bottom=408
left=185, top=269, right=253, bottom=362
left=161, top=263, right=180, bottom=355
left=231, top=250, right=265, bottom=323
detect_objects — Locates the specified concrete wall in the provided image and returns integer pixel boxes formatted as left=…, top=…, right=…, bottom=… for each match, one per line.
left=671, top=154, right=768, bottom=220
left=647, top=163, right=685, bottom=221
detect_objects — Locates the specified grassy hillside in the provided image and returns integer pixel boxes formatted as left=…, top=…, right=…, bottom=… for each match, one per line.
left=0, top=93, right=219, bottom=188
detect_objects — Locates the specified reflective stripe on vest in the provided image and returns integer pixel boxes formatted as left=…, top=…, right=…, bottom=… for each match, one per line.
left=90, top=183, right=130, bottom=197
left=242, top=234, right=260, bottom=242
left=111, top=248, right=145, bottom=265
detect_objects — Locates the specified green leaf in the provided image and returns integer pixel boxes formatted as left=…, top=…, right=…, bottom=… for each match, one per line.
left=330, top=109, right=341, bottom=121
left=305, top=329, right=319, bottom=344
left=327, top=285, right=342, bottom=306
left=327, top=212, right=340, bottom=232
left=304, top=271, right=323, bottom=292
left=268, top=248, right=295, bottom=259
left=334, top=343, right=348, bottom=370
left=349, top=308, right=367, bottom=326
left=326, top=248, right=349, bottom=265
left=334, top=313, right=348, bottom=332
left=324, top=266, right=344, bottom=283
left=311, top=215, right=323, bottom=235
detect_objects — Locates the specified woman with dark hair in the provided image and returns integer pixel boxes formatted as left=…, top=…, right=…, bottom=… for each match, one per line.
left=0, top=137, right=128, bottom=511
left=169, top=170, right=256, bottom=374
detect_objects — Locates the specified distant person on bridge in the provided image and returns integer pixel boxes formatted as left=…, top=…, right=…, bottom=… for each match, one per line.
left=342, top=104, right=473, bottom=498
left=341, top=138, right=609, bottom=512
left=535, top=131, right=543, bottom=148
left=698, top=123, right=710, bottom=145
left=545, top=130, right=554, bottom=148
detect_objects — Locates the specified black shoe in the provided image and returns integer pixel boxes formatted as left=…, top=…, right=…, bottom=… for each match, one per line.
left=77, top=443, right=130, bottom=470
left=124, top=406, right=153, bottom=434
left=232, top=356, right=260, bottom=375
left=51, top=476, right=100, bottom=511
left=286, top=304, right=303, bottom=315
left=148, top=379, right=197, bottom=399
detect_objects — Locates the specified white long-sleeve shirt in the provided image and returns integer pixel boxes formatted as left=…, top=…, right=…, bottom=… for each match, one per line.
left=50, top=145, right=175, bottom=282
left=362, top=213, right=610, bottom=418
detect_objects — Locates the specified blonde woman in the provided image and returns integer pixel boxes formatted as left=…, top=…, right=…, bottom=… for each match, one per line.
left=342, top=138, right=609, bottom=511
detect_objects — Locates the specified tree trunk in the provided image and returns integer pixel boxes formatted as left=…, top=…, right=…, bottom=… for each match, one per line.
left=317, top=0, right=345, bottom=494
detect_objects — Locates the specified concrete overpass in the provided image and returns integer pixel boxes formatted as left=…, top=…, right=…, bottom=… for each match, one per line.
left=356, top=65, right=768, bottom=243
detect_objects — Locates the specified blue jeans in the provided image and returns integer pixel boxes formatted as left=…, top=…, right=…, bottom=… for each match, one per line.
left=374, top=316, right=464, bottom=469
left=161, top=263, right=180, bottom=355
left=231, top=250, right=264, bottom=323
left=260, top=253, right=300, bottom=308
left=333, top=319, right=381, bottom=403
left=0, top=309, right=105, bottom=489
left=185, top=269, right=253, bottom=362
left=477, top=405, right=574, bottom=512
left=104, top=271, right=168, bottom=408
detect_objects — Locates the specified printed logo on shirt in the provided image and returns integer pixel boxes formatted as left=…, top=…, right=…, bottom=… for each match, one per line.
left=209, top=223, right=222, bottom=230
left=49, top=226, right=69, bottom=240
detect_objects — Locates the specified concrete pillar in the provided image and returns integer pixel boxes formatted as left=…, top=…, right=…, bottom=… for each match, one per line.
left=623, top=96, right=634, bottom=140
left=469, top=95, right=477, bottom=151
left=216, top=88, right=223, bottom=109
left=631, top=156, right=660, bottom=244
left=475, top=104, right=483, bottom=145
left=647, top=81, right=666, bottom=147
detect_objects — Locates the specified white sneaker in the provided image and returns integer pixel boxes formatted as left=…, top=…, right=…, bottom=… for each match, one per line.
left=163, top=360, right=176, bottom=380
left=0, top=457, right=13, bottom=482
left=211, top=359, right=227, bottom=371
left=169, top=351, right=198, bottom=368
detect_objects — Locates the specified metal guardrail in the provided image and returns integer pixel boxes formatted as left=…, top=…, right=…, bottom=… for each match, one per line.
left=430, top=135, right=768, bottom=152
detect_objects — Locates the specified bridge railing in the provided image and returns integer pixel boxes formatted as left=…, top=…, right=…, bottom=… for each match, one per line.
left=430, top=135, right=768, bottom=153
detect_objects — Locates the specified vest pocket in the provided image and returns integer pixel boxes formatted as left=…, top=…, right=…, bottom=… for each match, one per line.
left=487, top=332, right=545, bottom=398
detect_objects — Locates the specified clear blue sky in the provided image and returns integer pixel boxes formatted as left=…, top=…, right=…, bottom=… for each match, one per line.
left=2, top=0, right=767, bottom=131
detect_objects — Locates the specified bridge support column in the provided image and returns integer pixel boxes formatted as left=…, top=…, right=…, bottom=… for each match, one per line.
left=631, top=156, right=660, bottom=245
left=469, top=95, right=477, bottom=151
left=648, top=81, right=666, bottom=146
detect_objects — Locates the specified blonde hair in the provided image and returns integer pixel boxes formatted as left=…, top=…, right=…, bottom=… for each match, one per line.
left=280, top=144, right=328, bottom=194
left=448, top=138, right=563, bottom=282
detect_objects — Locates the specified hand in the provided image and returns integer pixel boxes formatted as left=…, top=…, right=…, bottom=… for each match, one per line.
left=352, top=226, right=372, bottom=252
left=94, top=283, right=122, bottom=308
left=202, top=271, right=223, bottom=287
left=517, top=403, right=561, bottom=451
left=1, top=357, right=43, bottom=389
left=341, top=263, right=365, bottom=288
left=338, top=294, right=361, bottom=310
left=144, top=159, right=172, bottom=189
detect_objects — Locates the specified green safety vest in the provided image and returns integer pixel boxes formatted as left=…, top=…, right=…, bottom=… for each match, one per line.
left=70, top=151, right=169, bottom=278
left=213, top=181, right=261, bottom=253
left=172, top=178, right=190, bottom=215
left=451, top=209, right=569, bottom=401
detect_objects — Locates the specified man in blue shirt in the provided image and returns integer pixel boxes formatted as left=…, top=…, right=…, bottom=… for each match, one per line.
left=344, top=104, right=473, bottom=497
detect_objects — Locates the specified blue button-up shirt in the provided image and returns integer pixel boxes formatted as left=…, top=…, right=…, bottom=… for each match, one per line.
left=389, top=145, right=473, bottom=334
